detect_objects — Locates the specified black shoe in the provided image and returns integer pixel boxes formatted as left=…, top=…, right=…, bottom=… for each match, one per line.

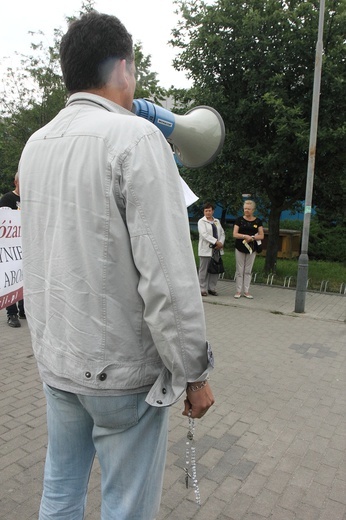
left=7, top=315, right=21, bottom=328
left=208, top=290, right=218, bottom=296
left=19, top=313, right=26, bottom=319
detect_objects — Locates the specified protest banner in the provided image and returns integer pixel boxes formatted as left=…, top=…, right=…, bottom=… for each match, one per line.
left=0, top=209, right=23, bottom=310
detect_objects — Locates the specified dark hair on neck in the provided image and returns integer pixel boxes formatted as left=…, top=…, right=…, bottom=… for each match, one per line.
left=60, top=11, right=134, bottom=92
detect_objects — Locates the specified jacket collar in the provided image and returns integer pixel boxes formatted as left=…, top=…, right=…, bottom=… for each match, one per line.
left=66, top=92, right=133, bottom=117
left=202, top=216, right=216, bottom=223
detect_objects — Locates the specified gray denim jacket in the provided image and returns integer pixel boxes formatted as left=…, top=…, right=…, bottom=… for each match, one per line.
left=20, top=93, right=212, bottom=406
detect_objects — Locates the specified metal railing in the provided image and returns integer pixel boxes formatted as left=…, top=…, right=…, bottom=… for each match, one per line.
left=225, top=271, right=345, bottom=295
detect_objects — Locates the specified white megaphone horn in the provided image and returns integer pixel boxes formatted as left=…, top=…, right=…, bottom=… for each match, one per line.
left=132, top=99, right=225, bottom=169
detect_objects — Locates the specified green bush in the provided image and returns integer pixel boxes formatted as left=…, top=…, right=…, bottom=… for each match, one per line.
left=279, top=218, right=346, bottom=263
left=308, top=221, right=346, bottom=262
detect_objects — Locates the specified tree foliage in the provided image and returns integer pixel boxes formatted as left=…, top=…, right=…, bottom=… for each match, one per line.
left=0, top=28, right=67, bottom=194
left=0, top=1, right=167, bottom=194
left=171, top=0, right=346, bottom=271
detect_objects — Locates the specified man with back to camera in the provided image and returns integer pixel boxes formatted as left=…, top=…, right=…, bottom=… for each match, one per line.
left=19, top=11, right=214, bottom=520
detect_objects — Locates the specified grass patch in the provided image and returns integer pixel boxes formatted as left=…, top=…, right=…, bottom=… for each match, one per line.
left=191, top=240, right=346, bottom=294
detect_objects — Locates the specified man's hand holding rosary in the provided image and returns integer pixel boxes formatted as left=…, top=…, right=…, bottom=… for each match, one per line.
left=182, top=380, right=215, bottom=503
left=183, top=380, right=215, bottom=419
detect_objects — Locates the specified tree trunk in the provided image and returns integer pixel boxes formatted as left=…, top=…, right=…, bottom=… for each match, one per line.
left=264, top=206, right=282, bottom=274
left=220, top=208, right=227, bottom=228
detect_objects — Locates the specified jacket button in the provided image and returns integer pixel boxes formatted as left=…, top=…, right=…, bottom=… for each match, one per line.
left=156, top=400, right=163, bottom=405
left=99, top=373, right=107, bottom=381
left=162, top=388, right=167, bottom=394
left=85, top=372, right=91, bottom=379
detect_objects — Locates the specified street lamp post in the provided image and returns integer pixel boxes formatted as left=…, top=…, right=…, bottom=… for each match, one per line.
left=295, top=0, right=325, bottom=313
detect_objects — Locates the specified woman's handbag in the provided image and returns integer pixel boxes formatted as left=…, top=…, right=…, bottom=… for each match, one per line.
left=208, top=250, right=225, bottom=274
left=254, top=240, right=263, bottom=254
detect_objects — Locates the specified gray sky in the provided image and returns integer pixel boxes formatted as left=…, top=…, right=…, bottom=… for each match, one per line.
left=0, top=0, right=193, bottom=88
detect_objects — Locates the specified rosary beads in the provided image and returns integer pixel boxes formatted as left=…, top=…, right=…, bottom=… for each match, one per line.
left=184, top=410, right=201, bottom=505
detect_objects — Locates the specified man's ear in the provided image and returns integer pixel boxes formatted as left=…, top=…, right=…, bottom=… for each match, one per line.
left=109, top=59, right=128, bottom=90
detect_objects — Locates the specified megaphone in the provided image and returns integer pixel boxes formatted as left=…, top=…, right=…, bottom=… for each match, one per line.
left=132, top=99, right=225, bottom=169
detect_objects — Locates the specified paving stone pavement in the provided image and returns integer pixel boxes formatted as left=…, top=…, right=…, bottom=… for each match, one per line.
left=0, top=281, right=345, bottom=519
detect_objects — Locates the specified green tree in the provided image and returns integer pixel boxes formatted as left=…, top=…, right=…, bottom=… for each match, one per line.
left=0, top=28, right=67, bottom=194
left=0, top=2, right=167, bottom=194
left=171, top=0, right=346, bottom=272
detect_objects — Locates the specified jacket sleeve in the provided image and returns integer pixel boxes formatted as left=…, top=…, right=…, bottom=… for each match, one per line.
left=118, top=125, right=213, bottom=406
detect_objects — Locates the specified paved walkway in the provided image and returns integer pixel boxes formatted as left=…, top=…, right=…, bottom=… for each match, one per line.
left=202, top=280, right=346, bottom=323
left=0, top=283, right=345, bottom=519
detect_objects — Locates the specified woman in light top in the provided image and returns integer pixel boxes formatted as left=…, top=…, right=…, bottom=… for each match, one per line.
left=198, top=203, right=225, bottom=297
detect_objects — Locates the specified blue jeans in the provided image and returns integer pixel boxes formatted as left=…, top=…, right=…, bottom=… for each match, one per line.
left=40, top=384, right=169, bottom=520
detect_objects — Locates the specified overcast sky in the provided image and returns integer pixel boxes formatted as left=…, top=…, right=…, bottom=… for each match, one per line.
left=0, top=0, right=195, bottom=88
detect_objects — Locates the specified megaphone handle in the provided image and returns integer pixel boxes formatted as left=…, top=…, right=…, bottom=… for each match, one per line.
left=132, top=99, right=175, bottom=138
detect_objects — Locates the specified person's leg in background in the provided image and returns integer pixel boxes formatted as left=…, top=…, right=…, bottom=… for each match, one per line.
left=208, top=272, right=219, bottom=294
left=235, top=249, right=245, bottom=296
left=6, top=303, right=21, bottom=327
left=243, top=252, right=256, bottom=296
left=198, top=256, right=210, bottom=295
left=18, top=299, right=25, bottom=319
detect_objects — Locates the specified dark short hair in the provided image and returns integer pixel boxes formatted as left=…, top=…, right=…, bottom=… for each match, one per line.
left=60, top=11, right=134, bottom=92
left=203, top=203, right=214, bottom=210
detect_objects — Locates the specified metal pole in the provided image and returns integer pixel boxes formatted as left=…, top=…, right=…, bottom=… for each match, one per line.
left=295, top=0, right=325, bottom=313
